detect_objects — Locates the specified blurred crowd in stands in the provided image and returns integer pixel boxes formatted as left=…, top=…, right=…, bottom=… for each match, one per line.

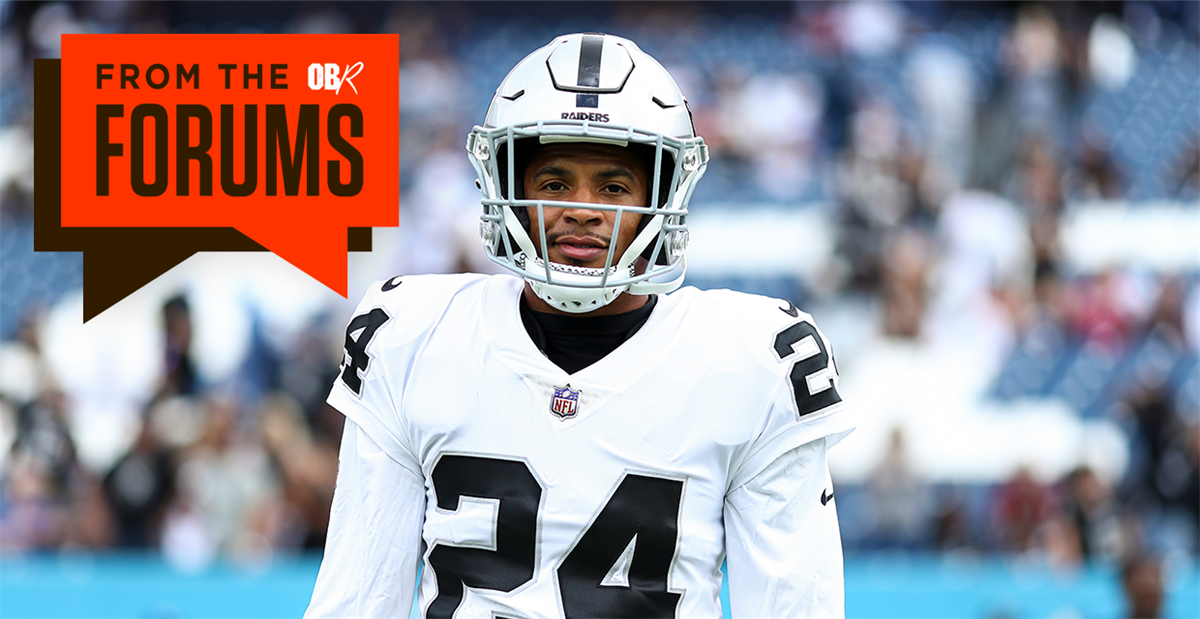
left=1, top=3, right=1197, bottom=603
left=2, top=292, right=346, bottom=569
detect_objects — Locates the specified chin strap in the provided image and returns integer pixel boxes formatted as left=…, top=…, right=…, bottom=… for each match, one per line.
left=627, top=257, right=686, bottom=295
left=525, top=256, right=685, bottom=313
left=531, top=283, right=623, bottom=313
left=518, top=253, right=631, bottom=313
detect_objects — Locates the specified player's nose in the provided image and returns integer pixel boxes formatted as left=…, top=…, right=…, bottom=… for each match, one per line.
left=561, top=193, right=606, bottom=226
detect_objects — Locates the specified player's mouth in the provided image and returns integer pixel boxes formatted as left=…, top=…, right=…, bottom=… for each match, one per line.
left=552, top=235, right=609, bottom=262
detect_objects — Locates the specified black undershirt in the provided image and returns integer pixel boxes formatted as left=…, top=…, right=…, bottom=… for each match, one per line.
left=519, top=294, right=658, bottom=374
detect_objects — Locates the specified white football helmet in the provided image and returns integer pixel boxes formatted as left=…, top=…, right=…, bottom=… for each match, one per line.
left=467, top=33, right=709, bottom=313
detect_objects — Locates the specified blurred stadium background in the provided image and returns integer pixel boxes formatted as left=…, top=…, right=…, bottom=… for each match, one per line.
left=1, top=1, right=1198, bottom=617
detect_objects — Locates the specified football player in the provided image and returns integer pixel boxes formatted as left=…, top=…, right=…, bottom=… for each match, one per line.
left=306, top=33, right=853, bottom=618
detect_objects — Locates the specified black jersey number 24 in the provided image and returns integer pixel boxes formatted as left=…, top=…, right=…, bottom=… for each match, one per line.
left=427, top=455, right=683, bottom=618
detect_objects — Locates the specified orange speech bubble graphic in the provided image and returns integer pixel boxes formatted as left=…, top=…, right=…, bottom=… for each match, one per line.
left=48, top=34, right=398, bottom=319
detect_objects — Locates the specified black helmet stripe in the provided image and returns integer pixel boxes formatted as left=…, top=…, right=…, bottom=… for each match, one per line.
left=575, top=34, right=603, bottom=108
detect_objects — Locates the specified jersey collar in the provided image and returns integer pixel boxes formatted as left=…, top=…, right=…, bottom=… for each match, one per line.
left=481, top=274, right=690, bottom=389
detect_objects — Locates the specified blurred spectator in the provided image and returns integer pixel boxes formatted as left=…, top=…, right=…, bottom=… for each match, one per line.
left=1121, top=386, right=1178, bottom=505
left=1067, top=138, right=1124, bottom=201
left=163, top=396, right=278, bottom=565
left=1145, top=276, right=1190, bottom=345
left=159, top=295, right=198, bottom=399
left=1173, top=426, right=1200, bottom=552
left=1086, top=13, right=1136, bottom=92
left=1006, top=136, right=1065, bottom=214
left=831, top=0, right=907, bottom=59
left=879, top=229, right=934, bottom=339
left=103, top=415, right=175, bottom=547
left=10, top=387, right=75, bottom=498
left=65, top=474, right=115, bottom=548
left=1120, top=552, right=1165, bottom=619
left=932, top=488, right=976, bottom=552
left=0, top=305, right=49, bottom=408
left=1062, top=465, right=1125, bottom=561
left=1, top=450, right=69, bottom=550
left=865, top=427, right=930, bottom=548
left=833, top=98, right=939, bottom=296
left=841, top=98, right=908, bottom=225
left=1065, top=270, right=1132, bottom=350
left=931, top=187, right=1031, bottom=364
left=278, top=315, right=342, bottom=428
left=973, top=4, right=1075, bottom=193
left=1, top=380, right=114, bottom=550
left=992, top=466, right=1058, bottom=553
left=1004, top=4, right=1074, bottom=136
left=905, top=40, right=976, bottom=193
left=1168, top=139, right=1200, bottom=199
left=260, top=393, right=338, bottom=549
left=737, top=71, right=824, bottom=201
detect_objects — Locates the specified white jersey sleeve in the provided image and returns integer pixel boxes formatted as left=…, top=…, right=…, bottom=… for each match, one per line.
left=710, top=294, right=852, bottom=616
left=305, top=420, right=425, bottom=618
left=325, top=274, right=489, bottom=473
left=325, top=276, right=417, bottom=474
left=724, top=437, right=845, bottom=618
left=725, top=298, right=854, bottom=493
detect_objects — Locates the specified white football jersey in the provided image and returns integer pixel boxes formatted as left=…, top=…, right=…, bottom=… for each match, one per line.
left=311, top=273, right=852, bottom=618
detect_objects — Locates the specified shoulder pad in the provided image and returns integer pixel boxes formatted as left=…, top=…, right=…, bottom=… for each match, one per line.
left=685, top=287, right=817, bottom=334
left=352, top=273, right=491, bottom=344
left=684, top=287, right=832, bottom=373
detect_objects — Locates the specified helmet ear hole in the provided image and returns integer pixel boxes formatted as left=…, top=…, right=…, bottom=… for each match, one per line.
left=495, top=138, right=537, bottom=204
left=625, top=143, right=674, bottom=211
left=494, top=138, right=537, bottom=258
left=632, top=144, right=676, bottom=265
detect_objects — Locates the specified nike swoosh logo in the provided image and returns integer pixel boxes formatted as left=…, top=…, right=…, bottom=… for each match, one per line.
left=820, top=488, right=834, bottom=506
left=780, top=300, right=799, bottom=317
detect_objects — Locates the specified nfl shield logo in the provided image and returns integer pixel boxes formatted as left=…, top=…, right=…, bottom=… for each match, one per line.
left=550, top=384, right=581, bottom=419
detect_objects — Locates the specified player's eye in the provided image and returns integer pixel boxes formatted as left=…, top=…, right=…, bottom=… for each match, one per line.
left=601, top=184, right=627, bottom=194
left=541, top=181, right=567, bottom=192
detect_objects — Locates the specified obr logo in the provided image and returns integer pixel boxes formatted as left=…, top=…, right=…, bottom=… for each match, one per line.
left=307, top=61, right=363, bottom=95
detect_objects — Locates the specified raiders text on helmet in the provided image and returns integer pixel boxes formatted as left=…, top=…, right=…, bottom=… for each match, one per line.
left=466, top=33, right=709, bottom=313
